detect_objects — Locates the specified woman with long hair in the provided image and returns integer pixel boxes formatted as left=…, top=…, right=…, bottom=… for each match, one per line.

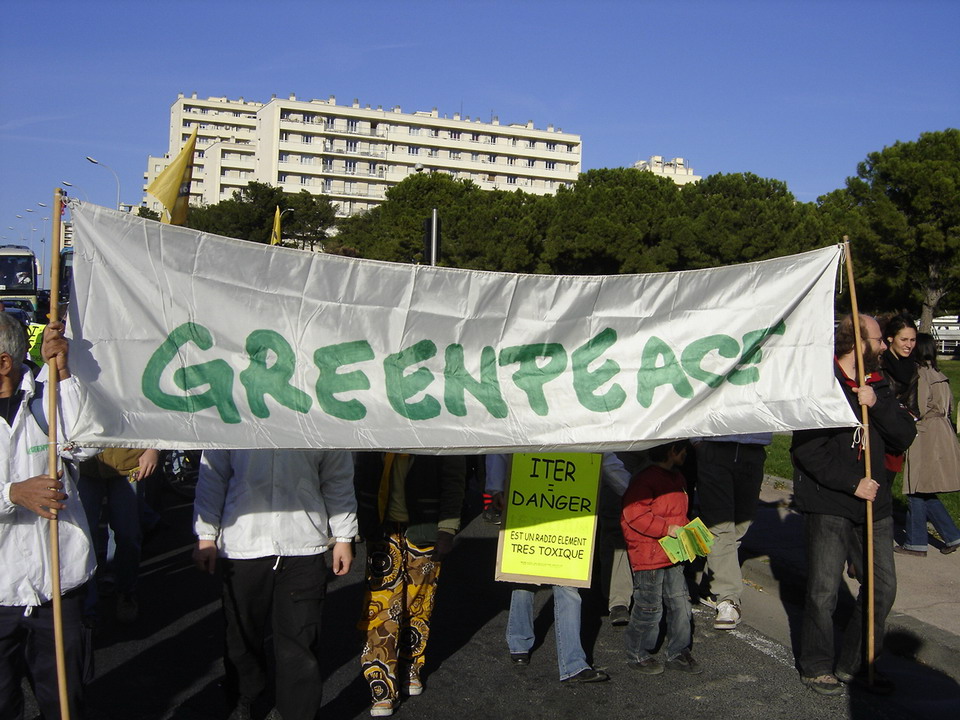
left=880, top=315, right=919, bottom=416
left=898, top=333, right=960, bottom=556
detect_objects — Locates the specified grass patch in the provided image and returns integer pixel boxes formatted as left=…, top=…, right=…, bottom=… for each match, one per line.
left=765, top=358, right=960, bottom=525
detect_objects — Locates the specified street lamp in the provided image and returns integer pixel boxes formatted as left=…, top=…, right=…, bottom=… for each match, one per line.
left=86, top=155, right=121, bottom=210
left=37, top=203, right=50, bottom=246
left=62, top=181, right=89, bottom=201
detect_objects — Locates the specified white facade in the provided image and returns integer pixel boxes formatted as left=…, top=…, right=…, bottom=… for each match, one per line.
left=932, top=315, right=960, bottom=356
left=632, top=155, right=701, bottom=186
left=143, top=93, right=582, bottom=217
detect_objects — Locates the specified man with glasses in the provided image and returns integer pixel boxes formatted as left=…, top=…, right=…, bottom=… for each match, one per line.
left=791, top=314, right=915, bottom=696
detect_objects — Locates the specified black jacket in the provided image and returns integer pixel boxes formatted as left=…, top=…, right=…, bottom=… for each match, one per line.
left=354, top=453, right=466, bottom=547
left=791, top=363, right=916, bottom=522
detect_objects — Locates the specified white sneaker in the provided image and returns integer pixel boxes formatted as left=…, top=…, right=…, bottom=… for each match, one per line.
left=370, top=699, right=394, bottom=717
left=714, top=600, right=741, bottom=630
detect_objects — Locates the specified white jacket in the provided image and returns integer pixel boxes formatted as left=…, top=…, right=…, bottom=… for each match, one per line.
left=0, top=371, right=95, bottom=607
left=195, top=449, right=358, bottom=559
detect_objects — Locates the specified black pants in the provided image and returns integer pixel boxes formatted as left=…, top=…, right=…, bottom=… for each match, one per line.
left=0, top=590, right=90, bottom=720
left=221, top=555, right=327, bottom=720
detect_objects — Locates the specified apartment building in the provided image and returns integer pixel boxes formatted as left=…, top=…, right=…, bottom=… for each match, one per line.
left=632, top=156, right=701, bottom=186
left=143, top=93, right=582, bottom=217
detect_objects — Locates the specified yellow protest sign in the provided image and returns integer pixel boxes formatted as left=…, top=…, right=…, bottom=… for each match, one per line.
left=495, top=453, right=601, bottom=588
left=27, top=323, right=45, bottom=364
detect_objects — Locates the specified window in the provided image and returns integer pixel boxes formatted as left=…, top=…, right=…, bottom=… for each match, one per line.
left=302, top=135, right=312, bottom=144
left=488, top=154, right=496, bottom=163
left=507, top=176, right=517, bottom=185
left=408, top=146, right=420, bottom=156
left=471, top=133, right=480, bottom=142
left=428, top=149, right=439, bottom=158
left=279, top=153, right=290, bottom=163
left=429, top=129, right=439, bottom=138
left=546, top=161, right=556, bottom=170
left=301, top=176, right=310, bottom=185
left=409, top=126, right=421, bottom=136
left=347, top=140, right=358, bottom=153
left=450, top=151, right=461, bottom=160
left=347, top=119, right=359, bottom=133
left=346, top=160, right=357, bottom=174
left=507, top=157, right=515, bottom=166
left=369, top=163, right=379, bottom=176
left=324, top=117, right=335, bottom=130
left=450, top=131, right=461, bottom=140
left=278, top=173, right=288, bottom=183
left=323, top=179, right=332, bottom=192
left=527, top=140, right=536, bottom=148
left=526, top=159, right=535, bottom=168
left=547, top=142, right=556, bottom=151
left=471, top=153, right=479, bottom=162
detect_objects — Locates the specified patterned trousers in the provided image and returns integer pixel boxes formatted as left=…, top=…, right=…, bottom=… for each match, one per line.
left=359, top=528, right=441, bottom=703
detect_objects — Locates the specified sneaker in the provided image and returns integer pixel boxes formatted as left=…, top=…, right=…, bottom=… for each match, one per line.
left=714, top=600, right=740, bottom=630
left=666, top=651, right=703, bottom=674
left=894, top=546, right=927, bottom=557
left=116, top=593, right=139, bottom=624
left=609, top=605, right=630, bottom=626
left=835, top=668, right=895, bottom=696
left=561, top=668, right=610, bottom=683
left=405, top=666, right=423, bottom=696
left=698, top=594, right=717, bottom=610
left=227, top=697, right=253, bottom=720
left=370, top=699, right=395, bottom=717
left=801, top=673, right=844, bottom=696
left=481, top=507, right=502, bottom=525
left=628, top=657, right=664, bottom=675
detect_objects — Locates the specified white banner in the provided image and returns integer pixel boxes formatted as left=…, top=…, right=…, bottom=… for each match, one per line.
left=66, top=203, right=856, bottom=452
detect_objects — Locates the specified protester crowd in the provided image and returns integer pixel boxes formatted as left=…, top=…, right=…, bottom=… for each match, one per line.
left=2, top=309, right=959, bottom=719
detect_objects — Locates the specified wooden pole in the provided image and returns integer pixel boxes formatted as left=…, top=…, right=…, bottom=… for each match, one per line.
left=47, top=188, right=70, bottom=720
left=842, top=236, right=875, bottom=686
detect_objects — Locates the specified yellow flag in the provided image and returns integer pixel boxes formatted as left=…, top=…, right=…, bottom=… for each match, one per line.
left=270, top=205, right=282, bottom=245
left=147, top=126, right=198, bottom=225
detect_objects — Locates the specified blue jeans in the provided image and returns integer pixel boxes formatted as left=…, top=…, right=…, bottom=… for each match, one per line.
left=78, top=474, right=142, bottom=615
left=904, top=493, right=960, bottom=551
left=507, top=585, right=589, bottom=680
left=624, top=564, right=691, bottom=662
left=799, top=513, right=896, bottom=678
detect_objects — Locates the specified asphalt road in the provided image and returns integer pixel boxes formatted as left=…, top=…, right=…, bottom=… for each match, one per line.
left=29, top=483, right=960, bottom=720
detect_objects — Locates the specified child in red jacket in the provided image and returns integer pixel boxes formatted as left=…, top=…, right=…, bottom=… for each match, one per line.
left=620, top=440, right=701, bottom=675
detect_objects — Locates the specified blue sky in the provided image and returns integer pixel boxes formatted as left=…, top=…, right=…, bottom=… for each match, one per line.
left=2, top=0, right=958, bottom=264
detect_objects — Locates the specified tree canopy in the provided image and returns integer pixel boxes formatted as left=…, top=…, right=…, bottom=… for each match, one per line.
left=820, top=129, right=960, bottom=330
left=185, top=182, right=337, bottom=249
